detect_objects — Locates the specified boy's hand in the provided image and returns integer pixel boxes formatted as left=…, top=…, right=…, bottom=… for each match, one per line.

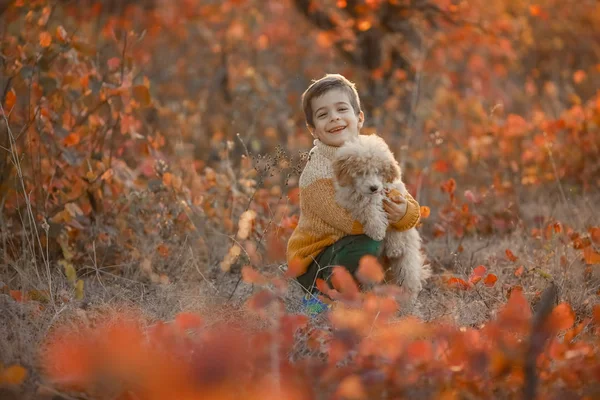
left=384, top=191, right=408, bottom=224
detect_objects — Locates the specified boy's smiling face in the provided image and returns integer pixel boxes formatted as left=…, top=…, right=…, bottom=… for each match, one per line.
left=309, top=88, right=364, bottom=147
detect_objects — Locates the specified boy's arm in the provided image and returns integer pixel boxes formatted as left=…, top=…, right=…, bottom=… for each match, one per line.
left=301, top=179, right=364, bottom=235
left=389, top=192, right=421, bottom=231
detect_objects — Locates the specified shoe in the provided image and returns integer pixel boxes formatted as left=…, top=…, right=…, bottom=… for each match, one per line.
left=302, top=292, right=331, bottom=317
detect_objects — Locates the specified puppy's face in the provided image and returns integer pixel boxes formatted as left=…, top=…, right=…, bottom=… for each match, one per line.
left=333, top=155, right=395, bottom=197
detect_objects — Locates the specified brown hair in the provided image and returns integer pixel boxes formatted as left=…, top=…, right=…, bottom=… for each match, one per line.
left=301, top=73, right=362, bottom=128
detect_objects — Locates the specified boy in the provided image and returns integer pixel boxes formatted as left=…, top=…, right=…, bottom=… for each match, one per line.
left=286, top=74, right=421, bottom=315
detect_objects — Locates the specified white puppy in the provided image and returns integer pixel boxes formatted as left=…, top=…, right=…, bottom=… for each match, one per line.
left=332, top=134, right=431, bottom=298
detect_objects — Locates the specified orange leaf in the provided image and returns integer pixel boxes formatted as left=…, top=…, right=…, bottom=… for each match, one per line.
left=505, top=249, right=518, bottom=262
left=330, top=267, right=359, bottom=297
left=63, top=133, right=80, bottom=147
left=583, top=247, right=600, bottom=265
left=514, top=265, right=525, bottom=277
left=546, top=303, right=575, bottom=333
left=336, top=375, right=366, bottom=399
left=593, top=304, right=600, bottom=325
left=39, top=31, right=52, bottom=47
left=133, top=85, right=151, bottom=107
left=241, top=265, right=268, bottom=285
left=107, top=57, right=121, bottom=70
left=246, top=290, right=277, bottom=312
left=589, top=227, right=600, bottom=244
left=174, top=312, right=203, bottom=332
left=573, top=70, right=587, bottom=84
left=56, top=26, right=68, bottom=42
left=469, top=265, right=487, bottom=284
left=484, top=274, right=498, bottom=287
left=287, top=187, right=300, bottom=205
left=9, top=290, right=25, bottom=302
left=0, top=365, right=27, bottom=385
left=573, top=237, right=591, bottom=250
left=356, top=255, right=384, bottom=284
left=447, top=277, right=471, bottom=290
left=420, top=206, right=431, bottom=219
left=156, top=244, right=169, bottom=257
left=4, top=88, right=16, bottom=110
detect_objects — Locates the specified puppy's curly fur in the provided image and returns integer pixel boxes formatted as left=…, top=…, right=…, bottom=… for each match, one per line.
left=332, top=134, right=431, bottom=299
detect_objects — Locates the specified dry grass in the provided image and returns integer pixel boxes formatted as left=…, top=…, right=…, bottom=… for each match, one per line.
left=1, top=188, right=599, bottom=398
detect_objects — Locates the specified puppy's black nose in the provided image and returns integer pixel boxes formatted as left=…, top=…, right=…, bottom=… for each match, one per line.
left=370, top=185, right=379, bottom=193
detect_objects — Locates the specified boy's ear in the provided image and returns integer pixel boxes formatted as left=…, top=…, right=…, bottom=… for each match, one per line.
left=307, top=124, right=315, bottom=136
left=358, top=111, right=365, bottom=129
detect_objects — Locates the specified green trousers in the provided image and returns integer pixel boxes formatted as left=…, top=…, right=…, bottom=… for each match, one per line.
left=296, top=234, right=383, bottom=293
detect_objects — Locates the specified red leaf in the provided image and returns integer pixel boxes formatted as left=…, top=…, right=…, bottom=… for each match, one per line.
left=419, top=206, right=431, bottom=219
left=505, top=249, right=518, bottom=262
left=63, top=133, right=80, bottom=147
left=447, top=277, right=471, bottom=290
left=484, top=274, right=498, bottom=287
left=174, top=312, right=203, bottom=332
left=39, top=31, right=52, bottom=47
left=107, top=57, right=121, bottom=70
left=330, top=267, right=359, bottom=298
left=469, top=265, right=487, bottom=284
left=514, top=265, right=525, bottom=277
left=545, top=303, right=575, bottom=333
left=241, top=265, right=268, bottom=285
left=356, top=255, right=385, bottom=284
left=246, top=290, right=277, bottom=312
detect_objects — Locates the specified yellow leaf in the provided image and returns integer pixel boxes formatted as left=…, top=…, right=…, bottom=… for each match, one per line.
left=75, top=279, right=84, bottom=300
left=0, top=365, right=27, bottom=385
left=59, top=259, right=77, bottom=284
left=132, top=85, right=151, bottom=106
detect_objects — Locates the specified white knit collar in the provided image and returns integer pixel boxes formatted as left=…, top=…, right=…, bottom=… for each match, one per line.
left=311, top=139, right=339, bottom=160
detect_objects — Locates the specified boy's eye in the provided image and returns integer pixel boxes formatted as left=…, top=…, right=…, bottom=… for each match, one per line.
left=318, top=113, right=327, bottom=118
left=339, top=107, right=348, bottom=112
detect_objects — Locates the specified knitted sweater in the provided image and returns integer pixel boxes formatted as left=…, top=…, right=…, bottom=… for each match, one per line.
left=286, top=139, right=421, bottom=276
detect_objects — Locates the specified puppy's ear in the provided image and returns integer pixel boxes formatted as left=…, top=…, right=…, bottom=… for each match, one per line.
left=382, top=160, right=402, bottom=183
left=332, top=156, right=355, bottom=187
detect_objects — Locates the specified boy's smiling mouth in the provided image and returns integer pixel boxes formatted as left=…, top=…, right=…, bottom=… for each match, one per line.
left=328, top=126, right=346, bottom=133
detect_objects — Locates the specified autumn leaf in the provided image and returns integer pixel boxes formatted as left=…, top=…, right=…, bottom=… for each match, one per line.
left=56, top=25, right=68, bottom=42
left=174, top=312, right=203, bottom=331
left=420, top=206, right=431, bottom=218
left=484, top=274, right=498, bottom=287
left=63, top=133, right=80, bottom=147
left=583, top=247, right=600, bottom=265
left=39, top=31, right=52, bottom=47
left=107, top=57, right=121, bottom=70
left=545, top=303, right=575, bottom=333
left=447, top=277, right=471, bottom=290
left=156, top=244, right=169, bottom=257
left=589, top=227, right=600, bottom=244
left=505, top=249, right=518, bottom=262
left=356, top=255, right=385, bottom=284
left=74, top=279, right=84, bottom=300
left=0, top=365, right=27, bottom=386
left=514, top=265, right=525, bottom=277
left=336, top=375, right=366, bottom=399
left=4, top=88, right=16, bottom=110
left=469, top=265, right=487, bottom=285
left=133, top=85, right=151, bottom=107
left=241, top=265, right=268, bottom=285
left=59, top=260, right=77, bottom=284
left=573, top=70, right=587, bottom=83
left=330, top=266, right=359, bottom=297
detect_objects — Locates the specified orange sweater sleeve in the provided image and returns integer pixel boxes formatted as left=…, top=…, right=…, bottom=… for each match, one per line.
left=390, top=192, right=421, bottom=231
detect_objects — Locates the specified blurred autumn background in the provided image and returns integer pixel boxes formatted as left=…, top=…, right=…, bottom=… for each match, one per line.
left=1, top=0, right=600, bottom=398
